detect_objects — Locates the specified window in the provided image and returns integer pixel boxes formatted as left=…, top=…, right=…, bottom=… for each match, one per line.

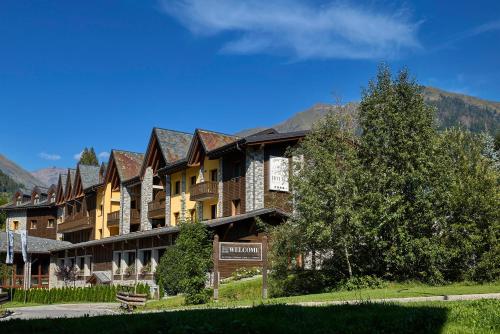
left=78, top=257, right=85, bottom=273
left=210, top=169, right=218, bottom=182
left=233, top=162, right=241, bottom=178
left=113, top=252, right=122, bottom=274
left=174, top=181, right=181, bottom=195
left=47, top=219, right=55, bottom=228
left=174, top=212, right=180, bottom=225
left=189, top=209, right=196, bottom=222
left=231, top=199, right=241, bottom=216
left=30, top=220, right=37, bottom=229
left=12, top=221, right=19, bottom=230
left=50, top=194, right=56, bottom=203
left=190, top=175, right=196, bottom=186
left=34, top=195, right=39, bottom=204
left=99, top=205, right=103, bottom=216
left=211, top=205, right=217, bottom=219
left=142, top=250, right=152, bottom=267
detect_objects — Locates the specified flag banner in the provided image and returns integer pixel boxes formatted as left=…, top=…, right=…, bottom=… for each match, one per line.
left=6, top=230, right=14, bottom=264
left=21, top=230, right=28, bottom=263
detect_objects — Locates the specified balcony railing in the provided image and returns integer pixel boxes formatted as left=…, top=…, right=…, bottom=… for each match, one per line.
left=190, top=181, right=218, bottom=201
left=108, top=209, right=141, bottom=226
left=148, top=200, right=165, bottom=219
left=107, top=210, right=120, bottom=226
left=59, top=211, right=94, bottom=233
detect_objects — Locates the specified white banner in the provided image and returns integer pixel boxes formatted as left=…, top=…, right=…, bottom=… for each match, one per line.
left=6, top=230, right=14, bottom=264
left=269, top=156, right=289, bottom=192
left=21, top=230, right=28, bottom=263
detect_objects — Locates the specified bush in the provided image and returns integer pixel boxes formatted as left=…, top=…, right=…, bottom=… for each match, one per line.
left=335, top=275, right=388, bottom=291
left=155, top=222, right=212, bottom=305
left=270, top=270, right=334, bottom=297
left=223, top=267, right=261, bottom=283
left=11, top=284, right=149, bottom=304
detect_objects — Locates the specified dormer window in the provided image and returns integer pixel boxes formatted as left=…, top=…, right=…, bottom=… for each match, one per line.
left=34, top=194, right=40, bottom=204
left=51, top=194, right=56, bottom=203
left=16, top=195, right=22, bottom=206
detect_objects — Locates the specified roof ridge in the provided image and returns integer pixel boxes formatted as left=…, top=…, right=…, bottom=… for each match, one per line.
left=154, top=127, right=193, bottom=136
left=196, top=128, right=240, bottom=138
left=111, top=149, right=145, bottom=155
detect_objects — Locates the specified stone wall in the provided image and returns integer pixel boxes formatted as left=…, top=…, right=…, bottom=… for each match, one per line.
left=6, top=209, right=27, bottom=232
left=245, top=147, right=264, bottom=211
left=120, top=184, right=131, bottom=235
left=140, top=167, right=153, bottom=231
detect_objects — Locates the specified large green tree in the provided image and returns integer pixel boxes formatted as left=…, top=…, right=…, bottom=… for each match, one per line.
left=79, top=147, right=99, bottom=166
left=155, top=222, right=212, bottom=304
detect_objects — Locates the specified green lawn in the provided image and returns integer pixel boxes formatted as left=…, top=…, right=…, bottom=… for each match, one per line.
left=143, top=278, right=500, bottom=310
left=2, top=300, right=499, bottom=334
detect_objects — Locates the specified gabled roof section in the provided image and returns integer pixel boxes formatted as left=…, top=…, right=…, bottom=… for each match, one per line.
left=64, top=168, right=76, bottom=201
left=56, top=173, right=68, bottom=204
left=187, top=129, right=239, bottom=166
left=112, top=150, right=144, bottom=182
left=105, top=150, right=144, bottom=189
left=78, top=164, right=100, bottom=190
left=141, top=128, right=193, bottom=177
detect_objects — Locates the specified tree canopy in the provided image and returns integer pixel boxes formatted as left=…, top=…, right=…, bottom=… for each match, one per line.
left=79, top=147, right=99, bottom=166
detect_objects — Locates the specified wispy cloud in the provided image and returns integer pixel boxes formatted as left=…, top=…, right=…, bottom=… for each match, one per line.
left=160, top=0, right=421, bottom=60
left=38, top=152, right=61, bottom=161
left=98, top=151, right=110, bottom=160
left=434, top=19, right=500, bottom=52
left=73, top=151, right=83, bottom=161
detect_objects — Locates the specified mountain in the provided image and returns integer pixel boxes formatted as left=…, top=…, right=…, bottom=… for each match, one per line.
left=237, top=87, right=500, bottom=136
left=0, top=154, right=47, bottom=191
left=31, top=167, right=66, bottom=187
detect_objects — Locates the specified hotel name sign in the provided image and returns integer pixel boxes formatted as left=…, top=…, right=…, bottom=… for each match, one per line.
left=219, top=242, right=262, bottom=261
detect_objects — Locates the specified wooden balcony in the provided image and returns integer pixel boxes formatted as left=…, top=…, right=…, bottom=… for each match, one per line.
left=107, top=210, right=120, bottom=227
left=59, top=211, right=94, bottom=233
left=108, top=209, right=141, bottom=227
left=148, top=200, right=165, bottom=219
left=190, top=181, right=218, bottom=201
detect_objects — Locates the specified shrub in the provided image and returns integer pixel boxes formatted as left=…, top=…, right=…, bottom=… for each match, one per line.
left=155, top=222, right=212, bottom=305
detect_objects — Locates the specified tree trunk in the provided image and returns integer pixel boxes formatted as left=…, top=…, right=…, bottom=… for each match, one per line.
left=344, top=243, right=353, bottom=278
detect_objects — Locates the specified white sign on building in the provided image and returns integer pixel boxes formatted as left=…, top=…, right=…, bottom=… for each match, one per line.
left=269, top=156, right=289, bottom=192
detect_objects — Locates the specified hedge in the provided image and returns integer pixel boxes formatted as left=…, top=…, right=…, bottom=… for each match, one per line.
left=10, top=283, right=150, bottom=304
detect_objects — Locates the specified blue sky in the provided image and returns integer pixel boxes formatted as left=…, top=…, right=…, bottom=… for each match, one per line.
left=0, top=0, right=499, bottom=171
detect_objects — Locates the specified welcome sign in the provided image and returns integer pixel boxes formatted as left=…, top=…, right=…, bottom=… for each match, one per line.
left=219, top=242, right=262, bottom=261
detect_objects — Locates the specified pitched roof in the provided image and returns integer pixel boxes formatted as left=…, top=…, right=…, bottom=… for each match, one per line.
left=197, top=129, right=239, bottom=152
left=154, top=128, right=193, bottom=163
left=0, top=232, right=71, bottom=254
left=112, top=150, right=144, bottom=182
left=77, top=164, right=100, bottom=190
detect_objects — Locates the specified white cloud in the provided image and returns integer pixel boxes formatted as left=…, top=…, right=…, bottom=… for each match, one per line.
left=38, top=152, right=61, bottom=161
left=98, top=151, right=110, bottom=160
left=73, top=151, right=83, bottom=161
left=160, top=0, right=421, bottom=60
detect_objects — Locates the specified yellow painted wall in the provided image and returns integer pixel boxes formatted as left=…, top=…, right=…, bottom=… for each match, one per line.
left=101, top=182, right=121, bottom=237
left=168, top=158, right=220, bottom=224
left=94, top=185, right=105, bottom=240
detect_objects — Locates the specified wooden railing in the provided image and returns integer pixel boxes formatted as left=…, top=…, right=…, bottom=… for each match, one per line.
left=107, top=210, right=120, bottom=226
left=108, top=209, right=141, bottom=226
left=148, top=200, right=165, bottom=219
left=59, top=211, right=93, bottom=232
left=190, top=181, right=218, bottom=201
left=1, top=274, right=50, bottom=289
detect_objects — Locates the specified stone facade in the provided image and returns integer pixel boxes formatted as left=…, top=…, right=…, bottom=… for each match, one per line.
left=164, top=175, right=171, bottom=226
left=197, top=164, right=204, bottom=222
left=245, top=147, right=264, bottom=211
left=120, top=184, right=131, bottom=235
left=140, top=167, right=153, bottom=231
left=180, top=171, right=186, bottom=221
left=5, top=209, right=27, bottom=232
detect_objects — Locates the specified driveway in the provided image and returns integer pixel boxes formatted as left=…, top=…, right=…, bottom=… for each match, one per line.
left=2, top=303, right=120, bottom=320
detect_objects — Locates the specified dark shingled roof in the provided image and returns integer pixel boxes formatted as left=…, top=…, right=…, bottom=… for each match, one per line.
left=59, top=173, right=68, bottom=193
left=78, top=164, right=101, bottom=190
left=0, top=232, right=71, bottom=254
left=197, top=129, right=239, bottom=152
left=112, top=150, right=144, bottom=182
left=154, top=128, right=193, bottom=163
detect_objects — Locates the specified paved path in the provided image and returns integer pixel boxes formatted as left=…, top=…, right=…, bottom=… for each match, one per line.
left=2, top=303, right=120, bottom=321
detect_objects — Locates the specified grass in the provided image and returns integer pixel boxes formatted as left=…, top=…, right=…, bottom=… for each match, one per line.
left=143, top=277, right=500, bottom=310
left=1, top=300, right=499, bottom=333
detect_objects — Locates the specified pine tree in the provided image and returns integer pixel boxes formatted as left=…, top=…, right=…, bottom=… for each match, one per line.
left=79, top=147, right=99, bottom=166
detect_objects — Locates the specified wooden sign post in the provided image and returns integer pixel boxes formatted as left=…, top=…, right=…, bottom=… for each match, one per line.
left=213, top=234, right=219, bottom=300
left=262, top=235, right=268, bottom=299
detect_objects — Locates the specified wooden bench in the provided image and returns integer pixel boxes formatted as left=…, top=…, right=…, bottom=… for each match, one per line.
left=0, top=292, right=8, bottom=305
left=116, top=291, right=147, bottom=311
